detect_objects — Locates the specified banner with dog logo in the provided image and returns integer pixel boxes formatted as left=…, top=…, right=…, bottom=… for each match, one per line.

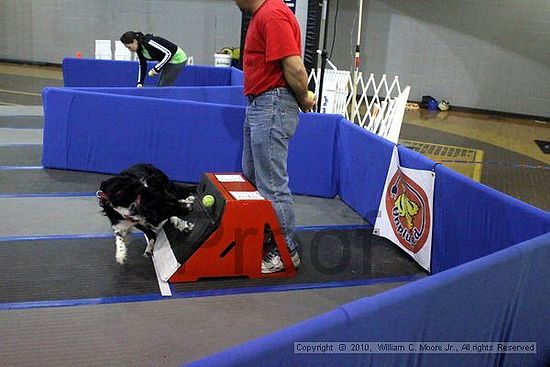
left=374, top=146, right=435, bottom=271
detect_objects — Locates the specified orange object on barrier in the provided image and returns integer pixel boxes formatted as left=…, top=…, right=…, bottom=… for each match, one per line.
left=169, top=173, right=296, bottom=282
left=75, top=51, right=82, bottom=58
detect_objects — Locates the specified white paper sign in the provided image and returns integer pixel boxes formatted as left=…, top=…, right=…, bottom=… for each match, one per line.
left=215, top=174, right=245, bottom=182
left=230, top=191, right=265, bottom=200
left=374, top=146, right=435, bottom=272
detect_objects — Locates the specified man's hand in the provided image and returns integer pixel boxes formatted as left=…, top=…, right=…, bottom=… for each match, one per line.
left=298, top=92, right=316, bottom=112
left=148, top=69, right=158, bottom=77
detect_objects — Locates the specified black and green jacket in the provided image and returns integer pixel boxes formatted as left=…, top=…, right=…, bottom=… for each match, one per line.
left=136, top=34, right=179, bottom=85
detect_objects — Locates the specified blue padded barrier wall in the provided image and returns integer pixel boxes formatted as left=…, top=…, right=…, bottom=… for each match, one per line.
left=186, top=232, right=550, bottom=367
left=231, top=67, right=244, bottom=86
left=63, top=58, right=139, bottom=87
left=41, top=88, right=339, bottom=197
left=62, top=58, right=240, bottom=87
left=336, top=119, right=550, bottom=272
left=337, top=120, right=394, bottom=224
left=72, top=86, right=247, bottom=107
left=42, top=88, right=245, bottom=183
left=177, top=65, right=234, bottom=87
left=288, top=113, right=341, bottom=198
left=431, top=164, right=550, bottom=273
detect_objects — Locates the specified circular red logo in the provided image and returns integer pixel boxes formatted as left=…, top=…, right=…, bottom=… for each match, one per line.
left=385, top=170, right=431, bottom=253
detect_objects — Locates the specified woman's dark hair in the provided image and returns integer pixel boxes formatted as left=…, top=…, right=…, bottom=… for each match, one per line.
left=120, top=31, right=144, bottom=45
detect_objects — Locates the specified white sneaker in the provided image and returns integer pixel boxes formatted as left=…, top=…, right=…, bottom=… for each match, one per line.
left=261, top=251, right=300, bottom=274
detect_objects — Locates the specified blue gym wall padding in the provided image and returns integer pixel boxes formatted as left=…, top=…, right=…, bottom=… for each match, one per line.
left=185, top=232, right=550, bottom=367
left=62, top=58, right=242, bottom=87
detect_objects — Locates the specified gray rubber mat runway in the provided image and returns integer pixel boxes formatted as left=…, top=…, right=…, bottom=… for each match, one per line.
left=0, top=168, right=369, bottom=230
left=0, top=194, right=366, bottom=238
left=0, top=281, right=407, bottom=367
left=0, top=106, right=43, bottom=116
left=0, top=145, right=42, bottom=165
left=0, top=115, right=43, bottom=128
left=0, top=127, right=42, bottom=145
left=171, top=229, right=424, bottom=292
left=0, top=229, right=424, bottom=305
left=0, top=236, right=157, bottom=303
left=0, top=196, right=109, bottom=237
left=0, top=168, right=112, bottom=194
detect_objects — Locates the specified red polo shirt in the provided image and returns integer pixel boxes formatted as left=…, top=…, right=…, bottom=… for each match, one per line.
left=243, top=0, right=302, bottom=96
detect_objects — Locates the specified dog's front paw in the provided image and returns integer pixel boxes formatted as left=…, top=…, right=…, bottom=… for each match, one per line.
left=115, top=236, right=127, bottom=264
left=179, top=195, right=195, bottom=209
left=170, top=216, right=194, bottom=233
left=183, top=221, right=195, bottom=233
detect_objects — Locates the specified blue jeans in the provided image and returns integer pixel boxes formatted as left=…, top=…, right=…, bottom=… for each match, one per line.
left=243, top=87, right=300, bottom=253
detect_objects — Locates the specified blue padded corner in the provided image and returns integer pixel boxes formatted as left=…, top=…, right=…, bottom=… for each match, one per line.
left=337, top=120, right=394, bottom=225
left=288, top=113, right=341, bottom=198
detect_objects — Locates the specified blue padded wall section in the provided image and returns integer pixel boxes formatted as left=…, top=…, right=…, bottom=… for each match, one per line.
left=336, top=120, right=550, bottom=273
left=42, top=88, right=244, bottom=183
left=288, top=113, right=340, bottom=197
left=397, top=143, right=436, bottom=170
left=432, top=164, right=550, bottom=273
left=231, top=68, right=244, bottom=86
left=337, top=120, right=394, bottom=224
left=42, top=88, right=340, bottom=197
left=62, top=58, right=233, bottom=87
left=63, top=58, right=138, bottom=87
left=186, top=232, right=550, bottom=367
left=178, top=65, right=232, bottom=87
left=72, top=86, right=247, bottom=106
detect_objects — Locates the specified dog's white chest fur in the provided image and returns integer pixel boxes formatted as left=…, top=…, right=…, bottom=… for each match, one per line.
left=113, top=206, right=145, bottom=224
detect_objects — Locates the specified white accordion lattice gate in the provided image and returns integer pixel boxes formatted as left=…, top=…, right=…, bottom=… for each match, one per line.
left=308, top=66, right=410, bottom=144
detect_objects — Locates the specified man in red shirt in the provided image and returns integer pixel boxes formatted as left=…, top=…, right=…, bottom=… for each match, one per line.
left=235, top=0, right=315, bottom=273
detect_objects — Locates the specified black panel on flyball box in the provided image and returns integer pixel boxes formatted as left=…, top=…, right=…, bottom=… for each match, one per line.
left=164, top=174, right=227, bottom=265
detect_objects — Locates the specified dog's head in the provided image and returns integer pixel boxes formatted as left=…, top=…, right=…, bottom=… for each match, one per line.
left=97, top=176, right=143, bottom=216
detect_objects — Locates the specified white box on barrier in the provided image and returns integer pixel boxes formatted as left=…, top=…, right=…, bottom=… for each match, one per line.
left=95, top=40, right=112, bottom=60
left=114, top=41, right=132, bottom=61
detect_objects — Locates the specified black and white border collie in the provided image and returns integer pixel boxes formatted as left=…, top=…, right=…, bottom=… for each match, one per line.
left=97, top=163, right=196, bottom=264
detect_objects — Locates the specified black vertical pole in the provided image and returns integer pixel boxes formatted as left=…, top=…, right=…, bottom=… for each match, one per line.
left=316, top=0, right=329, bottom=112
left=239, top=11, right=253, bottom=70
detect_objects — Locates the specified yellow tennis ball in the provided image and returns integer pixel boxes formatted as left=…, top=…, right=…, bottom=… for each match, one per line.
left=308, top=90, right=316, bottom=101
left=202, top=194, right=215, bottom=208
